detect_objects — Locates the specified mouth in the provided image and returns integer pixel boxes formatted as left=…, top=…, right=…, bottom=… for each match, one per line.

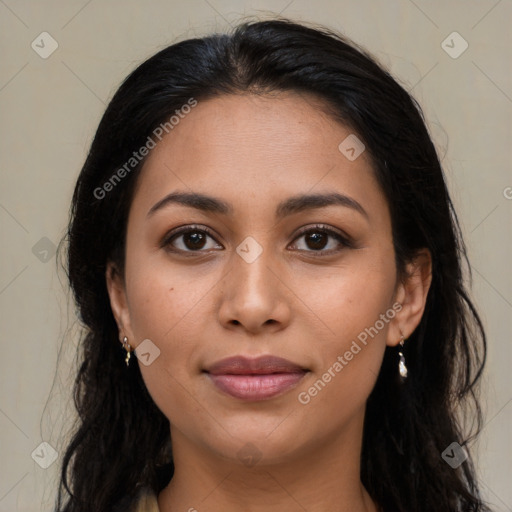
left=203, top=355, right=309, bottom=401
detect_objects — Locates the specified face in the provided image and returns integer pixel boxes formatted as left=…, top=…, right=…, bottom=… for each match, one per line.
left=107, top=92, right=424, bottom=467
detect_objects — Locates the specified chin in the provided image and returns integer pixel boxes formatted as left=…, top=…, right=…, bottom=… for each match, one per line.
left=200, top=422, right=309, bottom=467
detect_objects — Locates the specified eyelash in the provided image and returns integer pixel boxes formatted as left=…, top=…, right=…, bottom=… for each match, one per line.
left=161, top=223, right=352, bottom=256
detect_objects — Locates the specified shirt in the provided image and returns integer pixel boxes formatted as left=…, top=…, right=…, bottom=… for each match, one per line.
left=130, top=486, right=386, bottom=511
left=132, top=487, right=160, bottom=512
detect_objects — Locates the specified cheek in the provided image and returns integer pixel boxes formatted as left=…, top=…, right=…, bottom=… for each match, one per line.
left=299, top=253, right=395, bottom=398
left=123, top=261, right=207, bottom=400
left=124, top=254, right=212, bottom=342
left=305, top=253, right=396, bottom=340
left=125, top=268, right=206, bottom=424
left=298, top=279, right=391, bottom=420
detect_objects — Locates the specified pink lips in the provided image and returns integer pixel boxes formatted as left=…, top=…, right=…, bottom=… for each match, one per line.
left=204, top=355, right=308, bottom=401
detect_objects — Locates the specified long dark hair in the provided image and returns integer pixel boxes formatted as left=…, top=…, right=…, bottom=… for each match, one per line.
left=56, top=18, right=490, bottom=512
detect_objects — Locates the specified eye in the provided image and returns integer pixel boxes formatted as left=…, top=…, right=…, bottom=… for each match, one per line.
left=161, top=223, right=352, bottom=256
left=289, top=224, right=352, bottom=254
left=161, top=225, right=223, bottom=253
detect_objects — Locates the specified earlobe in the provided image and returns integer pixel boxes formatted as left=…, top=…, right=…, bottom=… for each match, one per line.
left=386, top=248, right=433, bottom=347
left=105, top=261, right=133, bottom=339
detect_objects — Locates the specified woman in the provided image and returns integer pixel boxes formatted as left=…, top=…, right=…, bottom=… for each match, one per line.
left=56, top=18, right=490, bottom=512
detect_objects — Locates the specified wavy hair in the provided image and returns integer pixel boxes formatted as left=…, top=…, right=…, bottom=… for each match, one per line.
left=56, top=18, right=489, bottom=512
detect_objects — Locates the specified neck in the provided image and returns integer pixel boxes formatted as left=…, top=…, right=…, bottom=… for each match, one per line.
left=158, top=414, right=378, bottom=512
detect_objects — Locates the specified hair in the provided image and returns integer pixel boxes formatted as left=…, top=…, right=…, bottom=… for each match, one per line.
left=56, top=17, right=490, bottom=512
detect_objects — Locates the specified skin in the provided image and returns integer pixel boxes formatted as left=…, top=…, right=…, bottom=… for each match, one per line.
left=106, top=92, right=432, bottom=512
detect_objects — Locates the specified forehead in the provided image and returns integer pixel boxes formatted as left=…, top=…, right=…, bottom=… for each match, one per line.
left=149, top=92, right=357, bottom=170
left=129, top=92, right=387, bottom=225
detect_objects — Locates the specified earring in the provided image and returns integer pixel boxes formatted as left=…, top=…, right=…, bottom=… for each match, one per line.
left=121, top=336, right=133, bottom=367
left=398, top=333, right=408, bottom=380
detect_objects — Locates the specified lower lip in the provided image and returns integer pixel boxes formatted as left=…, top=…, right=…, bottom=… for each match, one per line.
left=207, top=372, right=307, bottom=401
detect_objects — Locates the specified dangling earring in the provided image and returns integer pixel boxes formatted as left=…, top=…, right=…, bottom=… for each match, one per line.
left=398, top=333, right=408, bottom=380
left=121, top=336, right=133, bottom=367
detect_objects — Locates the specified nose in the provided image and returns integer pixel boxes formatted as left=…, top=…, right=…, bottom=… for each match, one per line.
left=217, top=244, right=291, bottom=335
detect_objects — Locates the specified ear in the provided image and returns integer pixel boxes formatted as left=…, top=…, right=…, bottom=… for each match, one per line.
left=386, top=248, right=433, bottom=347
left=105, top=261, right=134, bottom=342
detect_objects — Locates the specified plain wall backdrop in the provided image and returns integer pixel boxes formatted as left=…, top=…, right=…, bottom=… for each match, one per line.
left=0, top=0, right=511, bottom=510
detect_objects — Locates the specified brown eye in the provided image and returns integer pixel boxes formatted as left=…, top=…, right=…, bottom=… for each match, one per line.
left=162, top=226, right=223, bottom=253
left=182, top=231, right=207, bottom=250
left=304, top=231, right=329, bottom=250
left=290, top=225, right=352, bottom=254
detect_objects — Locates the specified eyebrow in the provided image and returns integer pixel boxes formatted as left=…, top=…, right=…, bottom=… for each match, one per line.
left=147, top=190, right=369, bottom=221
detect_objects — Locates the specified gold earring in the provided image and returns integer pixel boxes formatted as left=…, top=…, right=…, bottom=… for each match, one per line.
left=398, top=333, right=408, bottom=380
left=121, top=336, right=133, bottom=367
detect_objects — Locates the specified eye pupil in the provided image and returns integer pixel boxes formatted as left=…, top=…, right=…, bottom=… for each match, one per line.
left=185, top=231, right=206, bottom=249
left=306, top=232, right=327, bottom=250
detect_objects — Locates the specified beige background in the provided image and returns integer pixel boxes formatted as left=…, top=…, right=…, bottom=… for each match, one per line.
left=0, top=1, right=511, bottom=510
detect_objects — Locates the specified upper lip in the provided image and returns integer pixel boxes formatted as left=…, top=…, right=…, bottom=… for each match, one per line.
left=205, top=355, right=307, bottom=375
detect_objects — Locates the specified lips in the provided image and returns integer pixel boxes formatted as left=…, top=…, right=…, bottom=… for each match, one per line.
left=204, top=355, right=308, bottom=401
left=206, top=355, right=307, bottom=375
